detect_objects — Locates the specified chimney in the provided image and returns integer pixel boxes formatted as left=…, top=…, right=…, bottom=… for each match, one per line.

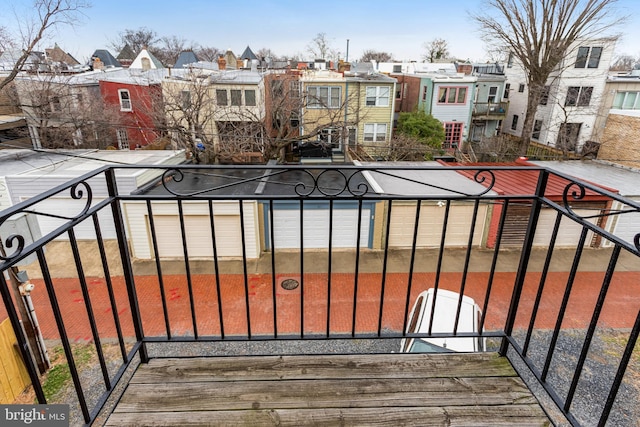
left=92, top=57, right=103, bottom=70
left=236, top=59, right=244, bottom=69
left=218, top=55, right=226, bottom=70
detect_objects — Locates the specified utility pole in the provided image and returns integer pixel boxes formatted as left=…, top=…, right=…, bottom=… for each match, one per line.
left=346, top=39, right=350, bottom=63
left=0, top=240, right=49, bottom=374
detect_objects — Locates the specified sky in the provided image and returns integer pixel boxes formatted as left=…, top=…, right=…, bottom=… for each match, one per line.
left=3, top=0, right=640, bottom=64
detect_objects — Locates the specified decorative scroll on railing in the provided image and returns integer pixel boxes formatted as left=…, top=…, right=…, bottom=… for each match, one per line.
left=160, top=166, right=497, bottom=198
left=0, top=181, right=93, bottom=262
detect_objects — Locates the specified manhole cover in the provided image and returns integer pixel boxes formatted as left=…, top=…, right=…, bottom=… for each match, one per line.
left=280, top=279, right=299, bottom=290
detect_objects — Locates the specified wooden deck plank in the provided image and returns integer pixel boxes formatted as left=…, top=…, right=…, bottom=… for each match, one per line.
left=106, top=353, right=550, bottom=426
left=114, top=377, right=537, bottom=412
left=131, top=353, right=516, bottom=383
left=106, top=405, right=550, bottom=426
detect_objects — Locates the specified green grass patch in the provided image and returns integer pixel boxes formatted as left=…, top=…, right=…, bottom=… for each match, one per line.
left=40, top=344, right=97, bottom=401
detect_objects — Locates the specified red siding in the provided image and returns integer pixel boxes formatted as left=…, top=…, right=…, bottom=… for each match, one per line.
left=99, top=80, right=162, bottom=149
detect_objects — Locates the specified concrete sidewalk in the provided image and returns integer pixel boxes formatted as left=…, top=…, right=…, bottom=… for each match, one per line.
left=24, top=240, right=640, bottom=279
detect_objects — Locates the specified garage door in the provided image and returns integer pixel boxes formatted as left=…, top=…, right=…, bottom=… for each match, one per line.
left=153, top=215, right=243, bottom=258
left=608, top=199, right=640, bottom=247
left=388, top=202, right=487, bottom=248
left=534, top=208, right=598, bottom=247
left=27, top=198, right=116, bottom=240
left=270, top=203, right=372, bottom=249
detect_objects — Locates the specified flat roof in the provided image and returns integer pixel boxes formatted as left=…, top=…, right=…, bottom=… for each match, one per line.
left=357, top=161, right=496, bottom=197
left=530, top=160, right=640, bottom=196
left=1, top=149, right=186, bottom=178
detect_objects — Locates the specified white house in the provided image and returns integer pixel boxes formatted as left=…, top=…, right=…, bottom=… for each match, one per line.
left=503, top=38, right=616, bottom=153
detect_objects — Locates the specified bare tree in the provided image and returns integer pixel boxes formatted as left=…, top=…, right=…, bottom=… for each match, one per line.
left=255, top=48, right=280, bottom=61
left=154, top=35, right=192, bottom=66
left=473, top=0, right=625, bottom=156
left=423, top=38, right=450, bottom=62
left=0, top=0, right=89, bottom=93
left=306, top=32, right=335, bottom=60
left=610, top=54, right=638, bottom=71
left=360, top=50, right=393, bottom=63
left=195, top=46, right=221, bottom=62
left=12, top=74, right=123, bottom=149
left=110, top=27, right=160, bottom=57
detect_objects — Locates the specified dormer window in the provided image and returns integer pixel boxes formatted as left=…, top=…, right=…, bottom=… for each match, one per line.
left=119, top=89, right=132, bottom=111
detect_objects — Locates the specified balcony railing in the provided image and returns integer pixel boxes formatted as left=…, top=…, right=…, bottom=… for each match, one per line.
left=0, top=164, right=639, bottom=425
left=472, top=101, right=508, bottom=118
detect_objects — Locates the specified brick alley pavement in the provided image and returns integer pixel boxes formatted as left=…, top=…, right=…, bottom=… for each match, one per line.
left=2, top=242, right=639, bottom=342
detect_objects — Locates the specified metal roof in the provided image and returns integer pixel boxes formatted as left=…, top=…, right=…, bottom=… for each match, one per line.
left=89, top=50, right=122, bottom=68
left=449, top=162, right=617, bottom=201
left=174, top=51, right=200, bottom=68
left=530, top=160, right=640, bottom=197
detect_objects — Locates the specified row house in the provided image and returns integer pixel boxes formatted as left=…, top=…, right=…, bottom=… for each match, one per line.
left=297, top=69, right=396, bottom=160
left=468, top=63, right=509, bottom=143
left=393, top=70, right=476, bottom=150
left=163, top=67, right=265, bottom=162
left=591, top=68, right=640, bottom=167
left=99, top=68, right=168, bottom=149
left=13, top=72, right=108, bottom=149
left=503, top=37, right=616, bottom=153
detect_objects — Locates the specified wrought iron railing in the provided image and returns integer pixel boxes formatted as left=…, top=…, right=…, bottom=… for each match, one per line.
left=472, top=101, right=508, bottom=117
left=0, top=164, right=639, bottom=426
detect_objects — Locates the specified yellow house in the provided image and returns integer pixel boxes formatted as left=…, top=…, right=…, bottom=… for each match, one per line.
left=299, top=69, right=396, bottom=159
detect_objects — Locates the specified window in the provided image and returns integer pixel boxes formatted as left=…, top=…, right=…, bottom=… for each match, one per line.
left=511, top=115, right=519, bottom=130
left=231, top=89, right=242, bottom=106
left=565, top=86, right=593, bottom=107
left=116, top=128, right=129, bottom=150
left=444, top=122, right=463, bottom=148
left=575, top=47, right=602, bottom=68
left=503, top=83, right=510, bottom=99
left=118, top=89, right=131, bottom=111
left=437, top=87, right=467, bottom=104
left=216, top=89, right=228, bottom=105
left=507, top=52, right=514, bottom=68
left=271, top=80, right=283, bottom=97
left=396, top=84, right=405, bottom=100
left=245, top=89, right=256, bottom=106
left=181, top=91, right=191, bottom=109
left=518, top=84, right=525, bottom=93
left=363, top=123, right=387, bottom=142
left=422, top=86, right=428, bottom=101
left=487, top=86, right=498, bottom=103
left=532, top=120, right=543, bottom=140
left=393, top=65, right=402, bottom=73
left=557, top=122, right=582, bottom=151
left=366, top=86, right=390, bottom=106
left=539, top=86, right=550, bottom=105
left=307, top=86, right=341, bottom=108
left=318, top=127, right=341, bottom=149
left=289, top=81, right=301, bottom=97
left=613, top=91, right=640, bottom=110
left=50, top=96, right=61, bottom=112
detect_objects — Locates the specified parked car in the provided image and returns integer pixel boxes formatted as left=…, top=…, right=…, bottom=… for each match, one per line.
left=400, top=288, right=485, bottom=353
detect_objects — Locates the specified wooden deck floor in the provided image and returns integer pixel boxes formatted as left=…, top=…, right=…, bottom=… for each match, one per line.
left=105, top=352, right=550, bottom=426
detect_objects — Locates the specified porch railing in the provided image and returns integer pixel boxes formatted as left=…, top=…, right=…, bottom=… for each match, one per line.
left=0, top=164, right=639, bottom=426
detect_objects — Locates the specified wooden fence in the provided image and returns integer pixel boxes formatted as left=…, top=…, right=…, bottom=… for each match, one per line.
left=0, top=318, right=30, bottom=402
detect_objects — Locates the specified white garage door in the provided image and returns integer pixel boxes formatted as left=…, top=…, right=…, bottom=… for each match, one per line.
left=271, top=205, right=372, bottom=249
left=27, top=198, right=116, bottom=240
left=609, top=199, right=640, bottom=247
left=153, top=215, right=243, bottom=258
left=534, top=208, right=597, bottom=247
left=388, top=202, right=487, bottom=248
